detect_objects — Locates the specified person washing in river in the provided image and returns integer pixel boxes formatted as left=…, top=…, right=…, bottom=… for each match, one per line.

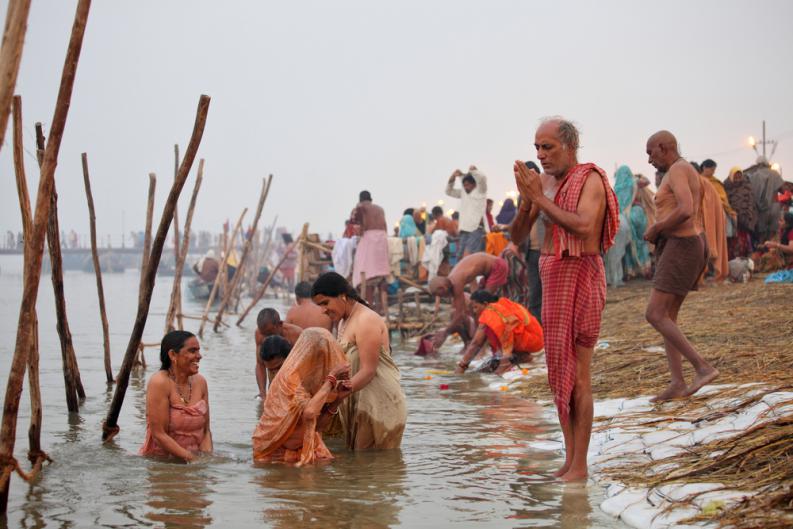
left=455, top=290, right=543, bottom=375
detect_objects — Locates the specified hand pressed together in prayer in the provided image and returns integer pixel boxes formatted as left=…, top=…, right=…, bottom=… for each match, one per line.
left=514, top=160, right=543, bottom=202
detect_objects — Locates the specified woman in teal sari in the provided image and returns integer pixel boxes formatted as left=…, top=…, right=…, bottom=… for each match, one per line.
left=614, top=165, right=652, bottom=279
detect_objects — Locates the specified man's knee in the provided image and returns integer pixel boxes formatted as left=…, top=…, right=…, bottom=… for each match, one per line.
left=645, top=304, right=664, bottom=326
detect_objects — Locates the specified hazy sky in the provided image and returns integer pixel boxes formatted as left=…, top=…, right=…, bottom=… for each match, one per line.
left=2, top=0, right=792, bottom=243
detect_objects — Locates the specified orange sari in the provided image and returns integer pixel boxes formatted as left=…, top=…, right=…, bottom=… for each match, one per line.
left=252, top=328, right=347, bottom=466
left=478, top=298, right=543, bottom=355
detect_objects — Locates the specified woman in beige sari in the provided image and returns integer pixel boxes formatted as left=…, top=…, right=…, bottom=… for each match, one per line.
left=252, top=328, right=351, bottom=465
left=312, top=272, right=407, bottom=450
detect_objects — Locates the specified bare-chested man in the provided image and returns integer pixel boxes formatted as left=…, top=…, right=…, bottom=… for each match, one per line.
left=428, top=252, right=506, bottom=349
left=351, top=190, right=390, bottom=314
left=510, top=118, right=619, bottom=482
left=254, top=308, right=302, bottom=398
left=643, top=131, right=719, bottom=402
left=285, top=281, right=333, bottom=331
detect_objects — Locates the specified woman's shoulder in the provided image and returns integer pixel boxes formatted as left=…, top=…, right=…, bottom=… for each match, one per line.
left=147, top=370, right=171, bottom=394
left=190, top=373, right=209, bottom=389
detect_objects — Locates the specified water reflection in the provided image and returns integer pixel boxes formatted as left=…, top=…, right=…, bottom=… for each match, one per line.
left=145, top=461, right=216, bottom=528
left=254, top=448, right=406, bottom=529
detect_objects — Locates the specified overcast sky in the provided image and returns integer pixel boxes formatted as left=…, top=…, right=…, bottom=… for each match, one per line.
left=2, top=0, right=791, bottom=243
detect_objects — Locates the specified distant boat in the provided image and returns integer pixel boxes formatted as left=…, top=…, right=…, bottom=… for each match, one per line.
left=188, top=278, right=215, bottom=302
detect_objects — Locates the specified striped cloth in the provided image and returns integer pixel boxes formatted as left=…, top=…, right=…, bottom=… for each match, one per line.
left=542, top=162, right=617, bottom=424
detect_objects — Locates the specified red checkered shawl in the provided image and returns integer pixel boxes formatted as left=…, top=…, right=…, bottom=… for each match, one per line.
left=551, top=163, right=620, bottom=256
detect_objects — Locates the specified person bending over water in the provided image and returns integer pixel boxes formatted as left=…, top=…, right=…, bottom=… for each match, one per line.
left=312, top=272, right=407, bottom=450
left=258, top=335, right=291, bottom=398
left=456, top=290, right=543, bottom=375
left=255, top=308, right=303, bottom=398
left=140, top=331, right=212, bottom=461
left=252, top=328, right=351, bottom=465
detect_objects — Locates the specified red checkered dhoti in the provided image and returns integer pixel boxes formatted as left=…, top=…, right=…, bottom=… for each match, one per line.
left=540, top=254, right=606, bottom=425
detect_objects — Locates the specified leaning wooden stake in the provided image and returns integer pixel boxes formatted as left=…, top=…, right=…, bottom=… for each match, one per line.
left=37, top=123, right=85, bottom=406
left=0, top=0, right=91, bottom=513
left=236, top=227, right=305, bottom=326
left=213, top=175, right=272, bottom=332
left=165, top=158, right=204, bottom=333
left=0, top=0, right=32, bottom=156
left=197, top=209, right=247, bottom=338
left=102, top=94, right=210, bottom=442
left=12, top=96, right=48, bottom=477
left=82, top=153, right=113, bottom=383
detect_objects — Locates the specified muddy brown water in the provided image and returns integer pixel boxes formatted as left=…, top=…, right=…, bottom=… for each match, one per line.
left=0, top=256, right=627, bottom=528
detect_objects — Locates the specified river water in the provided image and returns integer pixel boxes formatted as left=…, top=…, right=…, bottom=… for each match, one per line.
left=0, top=255, right=626, bottom=528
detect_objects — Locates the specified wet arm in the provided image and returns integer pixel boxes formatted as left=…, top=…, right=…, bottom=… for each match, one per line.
left=199, top=377, right=213, bottom=452
left=302, top=380, right=335, bottom=421
left=443, top=289, right=468, bottom=335
left=458, top=326, right=487, bottom=370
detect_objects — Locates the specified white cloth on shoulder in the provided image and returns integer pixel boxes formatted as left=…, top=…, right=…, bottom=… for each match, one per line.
left=387, top=237, right=404, bottom=279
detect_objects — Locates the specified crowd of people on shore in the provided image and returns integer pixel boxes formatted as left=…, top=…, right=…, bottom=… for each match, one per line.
left=139, top=117, right=791, bottom=484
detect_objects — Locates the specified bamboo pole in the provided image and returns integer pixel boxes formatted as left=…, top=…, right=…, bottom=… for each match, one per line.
left=170, top=143, right=184, bottom=331
left=236, top=226, right=305, bottom=326
left=296, top=223, right=309, bottom=282
left=12, top=96, right=47, bottom=476
left=213, top=175, right=272, bottom=332
left=0, top=0, right=32, bottom=156
left=165, top=158, right=204, bottom=333
left=102, top=94, right=211, bottom=442
left=37, top=122, right=85, bottom=405
left=0, top=0, right=91, bottom=512
left=81, top=152, right=113, bottom=384
left=197, top=209, right=247, bottom=338
left=134, top=173, right=156, bottom=369
left=139, top=173, right=156, bottom=302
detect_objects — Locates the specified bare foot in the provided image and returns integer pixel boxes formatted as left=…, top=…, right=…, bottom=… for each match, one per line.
left=650, top=382, right=688, bottom=403
left=560, top=469, right=588, bottom=482
left=552, top=462, right=571, bottom=478
left=685, top=368, right=719, bottom=397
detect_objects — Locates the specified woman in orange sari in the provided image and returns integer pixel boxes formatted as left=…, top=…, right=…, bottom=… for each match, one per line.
left=252, top=328, right=351, bottom=466
left=455, top=290, right=543, bottom=375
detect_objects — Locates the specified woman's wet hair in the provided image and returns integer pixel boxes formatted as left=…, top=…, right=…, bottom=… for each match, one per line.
left=160, top=330, right=196, bottom=371
left=260, top=335, right=292, bottom=362
left=311, top=271, right=370, bottom=307
left=471, top=289, right=499, bottom=305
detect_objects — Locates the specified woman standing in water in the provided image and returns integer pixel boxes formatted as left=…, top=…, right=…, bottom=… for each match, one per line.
left=311, top=272, right=407, bottom=450
left=140, top=331, right=212, bottom=461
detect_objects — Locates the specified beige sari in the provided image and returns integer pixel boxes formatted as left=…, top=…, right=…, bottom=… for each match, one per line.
left=338, top=341, right=407, bottom=450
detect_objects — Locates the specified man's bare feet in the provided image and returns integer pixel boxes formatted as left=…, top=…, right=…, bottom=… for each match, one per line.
left=552, top=462, right=571, bottom=478
left=685, top=368, right=719, bottom=397
left=559, top=469, right=588, bottom=482
left=650, top=382, right=688, bottom=403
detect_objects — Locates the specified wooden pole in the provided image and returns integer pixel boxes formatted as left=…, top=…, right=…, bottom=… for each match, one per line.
left=139, top=173, right=156, bottom=302
left=0, top=0, right=91, bottom=512
left=213, top=175, right=272, bottom=332
left=134, top=173, right=156, bottom=369
left=296, top=223, right=309, bottom=282
left=165, top=158, right=203, bottom=333
left=170, top=143, right=184, bottom=331
left=12, top=96, right=47, bottom=476
left=37, top=122, right=85, bottom=405
left=102, top=94, right=211, bottom=442
left=82, top=152, right=113, bottom=384
left=0, top=0, right=32, bottom=156
left=236, top=227, right=305, bottom=326
left=197, top=209, right=247, bottom=338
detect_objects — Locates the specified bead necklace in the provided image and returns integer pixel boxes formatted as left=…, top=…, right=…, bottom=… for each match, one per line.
left=337, top=301, right=359, bottom=340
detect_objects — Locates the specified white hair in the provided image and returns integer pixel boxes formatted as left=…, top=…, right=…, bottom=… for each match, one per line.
left=540, top=116, right=580, bottom=152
